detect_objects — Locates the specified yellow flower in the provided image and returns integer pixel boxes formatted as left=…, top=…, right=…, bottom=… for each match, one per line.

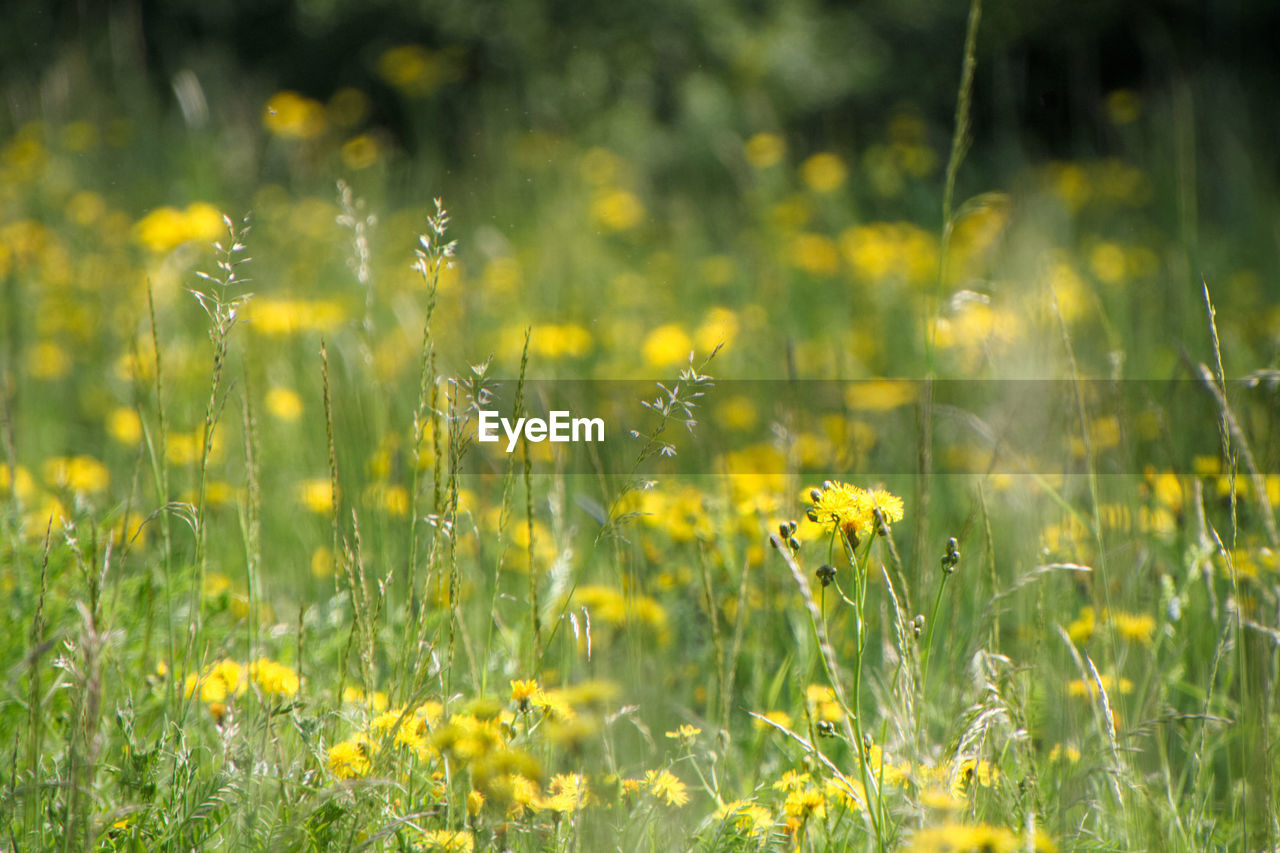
left=537, top=772, right=589, bottom=813
left=43, top=455, right=110, bottom=495
left=641, top=324, right=692, bottom=368
left=263, top=91, right=327, bottom=139
left=664, top=724, right=701, bottom=746
left=591, top=188, right=645, bottom=231
left=695, top=307, right=738, bottom=354
left=716, top=800, right=774, bottom=838
left=417, top=829, right=474, bottom=852
left=248, top=298, right=346, bottom=336
left=342, top=686, right=389, bottom=712
left=1066, top=674, right=1133, bottom=698
left=528, top=323, right=593, bottom=359
left=341, top=134, right=380, bottom=170
left=1066, top=606, right=1096, bottom=645
left=905, top=823, right=1018, bottom=853
left=298, top=478, right=336, bottom=514
left=510, top=679, right=543, bottom=710
left=107, top=407, right=144, bottom=445
left=783, top=787, right=826, bottom=821
left=134, top=202, right=225, bottom=253
left=1110, top=611, right=1156, bottom=645
left=248, top=658, right=300, bottom=698
left=265, top=387, right=303, bottom=421
left=327, top=733, right=376, bottom=779
left=28, top=341, right=71, bottom=380
left=644, top=769, right=689, bottom=806
left=1104, top=89, right=1142, bottom=124
left=184, top=658, right=245, bottom=704
left=772, top=769, right=811, bottom=793
left=327, top=87, right=370, bottom=127
left=377, top=45, right=456, bottom=97
left=800, top=152, right=847, bottom=193
left=744, top=132, right=785, bottom=169
left=787, top=232, right=840, bottom=276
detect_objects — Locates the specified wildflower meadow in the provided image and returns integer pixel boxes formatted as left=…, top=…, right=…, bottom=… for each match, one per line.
left=3, top=1, right=1279, bottom=850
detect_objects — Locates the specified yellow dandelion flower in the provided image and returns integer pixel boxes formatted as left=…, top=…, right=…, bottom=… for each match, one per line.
left=906, top=823, right=1018, bottom=853
left=538, top=773, right=589, bottom=813
left=43, top=455, right=110, bottom=495
left=298, top=478, right=336, bottom=514
left=745, top=133, right=786, bottom=169
left=263, top=91, right=327, bottom=139
left=341, top=134, right=380, bottom=170
left=644, top=769, right=689, bottom=807
left=717, top=800, right=774, bottom=838
left=641, top=323, right=692, bottom=368
left=417, top=829, right=474, bottom=852
left=107, top=407, right=143, bottom=445
left=772, top=769, right=811, bottom=793
left=783, top=788, right=826, bottom=822
left=510, top=679, right=543, bottom=711
left=665, top=724, right=701, bottom=746
left=28, top=341, right=71, bottom=380
left=265, top=387, right=303, bottom=421
left=800, top=152, right=847, bottom=193
left=327, top=733, right=376, bottom=779
left=591, top=188, right=645, bottom=231
left=1110, top=611, right=1156, bottom=645
left=327, top=87, right=370, bottom=127
left=248, top=658, right=300, bottom=698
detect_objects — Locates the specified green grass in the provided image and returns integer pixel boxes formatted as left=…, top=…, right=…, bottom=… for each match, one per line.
left=2, top=9, right=1280, bottom=852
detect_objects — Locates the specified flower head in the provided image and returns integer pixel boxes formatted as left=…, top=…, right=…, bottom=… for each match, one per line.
left=806, top=481, right=903, bottom=541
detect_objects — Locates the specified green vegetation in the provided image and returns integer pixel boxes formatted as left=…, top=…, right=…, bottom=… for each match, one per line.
left=2, top=2, right=1279, bottom=850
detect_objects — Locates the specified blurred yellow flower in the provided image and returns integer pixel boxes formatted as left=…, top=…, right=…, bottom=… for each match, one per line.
left=327, top=733, right=376, bottom=779
left=378, top=45, right=458, bottom=97
left=591, top=188, right=645, bottom=231
left=1090, top=242, right=1127, bottom=284
left=341, top=134, right=380, bottom=170
left=65, top=190, right=106, bottom=226
left=744, top=132, right=785, bottom=168
left=249, top=658, right=299, bottom=698
left=580, top=147, right=624, bottom=186
left=1104, top=89, right=1141, bottom=125
left=695, top=307, right=738, bottom=353
left=327, top=87, right=370, bottom=127
left=28, top=341, right=71, bottom=380
left=800, top=152, right=847, bottom=193
left=1066, top=673, right=1132, bottom=698
left=529, top=323, right=593, bottom=359
left=43, top=455, right=110, bottom=495
left=642, top=323, right=692, bottom=367
left=263, top=91, right=327, bottom=139
left=135, top=202, right=224, bottom=253
left=248, top=298, right=346, bottom=336
left=299, top=478, right=336, bottom=514
left=905, top=823, right=1018, bottom=853
left=265, top=387, right=303, bottom=421
left=787, top=232, right=840, bottom=276
left=844, top=379, right=917, bottom=412
left=1047, top=162, right=1091, bottom=213
left=184, top=658, right=245, bottom=704
left=418, top=829, right=474, bottom=852
left=1110, top=611, right=1156, bottom=645
left=0, top=464, right=36, bottom=500
left=644, top=769, right=689, bottom=806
